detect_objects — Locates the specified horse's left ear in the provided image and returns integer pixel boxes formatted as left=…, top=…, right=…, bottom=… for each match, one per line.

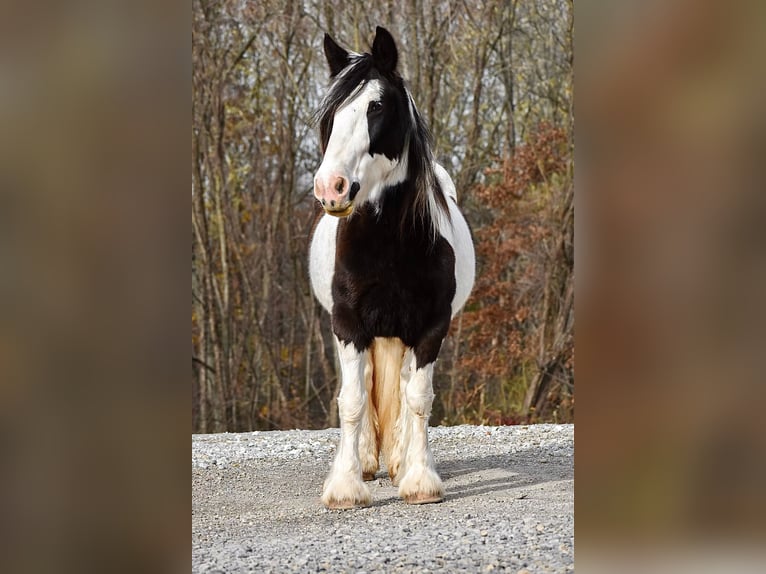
left=372, top=26, right=398, bottom=73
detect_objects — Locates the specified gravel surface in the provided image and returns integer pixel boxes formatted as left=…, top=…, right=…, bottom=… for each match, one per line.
left=193, top=424, right=573, bottom=573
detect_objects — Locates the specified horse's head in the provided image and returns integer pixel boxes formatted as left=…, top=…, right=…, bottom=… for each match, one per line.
left=314, top=27, right=412, bottom=217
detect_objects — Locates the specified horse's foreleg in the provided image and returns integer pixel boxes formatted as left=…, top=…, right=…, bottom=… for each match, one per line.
left=321, top=338, right=372, bottom=509
left=398, top=361, right=444, bottom=504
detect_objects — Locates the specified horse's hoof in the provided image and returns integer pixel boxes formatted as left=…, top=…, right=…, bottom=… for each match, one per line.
left=398, top=465, right=444, bottom=504
left=324, top=497, right=371, bottom=510
left=404, top=492, right=444, bottom=505
left=362, top=472, right=376, bottom=481
left=321, top=476, right=372, bottom=510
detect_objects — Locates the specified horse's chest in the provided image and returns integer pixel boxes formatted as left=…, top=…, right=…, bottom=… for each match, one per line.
left=332, top=226, right=456, bottom=342
left=342, top=252, right=434, bottom=299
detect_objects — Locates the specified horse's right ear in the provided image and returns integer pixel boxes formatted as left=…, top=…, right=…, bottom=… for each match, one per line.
left=323, top=33, right=349, bottom=77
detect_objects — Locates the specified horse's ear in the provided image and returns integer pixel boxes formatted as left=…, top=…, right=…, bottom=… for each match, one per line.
left=372, top=26, right=398, bottom=73
left=324, top=33, right=349, bottom=77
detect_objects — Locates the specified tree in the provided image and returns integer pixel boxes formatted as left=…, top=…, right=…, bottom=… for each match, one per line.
left=192, top=0, right=574, bottom=432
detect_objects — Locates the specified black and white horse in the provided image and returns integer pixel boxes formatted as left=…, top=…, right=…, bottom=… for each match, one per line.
left=309, top=27, right=475, bottom=509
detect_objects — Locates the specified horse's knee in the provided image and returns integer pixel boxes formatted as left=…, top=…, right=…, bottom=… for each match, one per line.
left=338, top=388, right=366, bottom=423
left=405, top=389, right=434, bottom=418
left=335, top=337, right=368, bottom=423
left=405, top=365, right=435, bottom=417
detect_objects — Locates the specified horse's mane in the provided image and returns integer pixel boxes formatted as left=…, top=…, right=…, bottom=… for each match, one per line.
left=313, top=54, right=450, bottom=236
left=404, top=92, right=451, bottom=235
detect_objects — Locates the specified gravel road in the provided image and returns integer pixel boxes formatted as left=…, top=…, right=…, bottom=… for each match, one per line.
left=193, top=424, right=573, bottom=573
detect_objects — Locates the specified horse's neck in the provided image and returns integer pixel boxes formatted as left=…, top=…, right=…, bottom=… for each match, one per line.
left=357, top=180, right=444, bottom=249
left=377, top=178, right=426, bottom=218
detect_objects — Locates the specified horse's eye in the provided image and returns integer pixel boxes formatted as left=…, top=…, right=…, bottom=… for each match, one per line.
left=368, top=100, right=383, bottom=114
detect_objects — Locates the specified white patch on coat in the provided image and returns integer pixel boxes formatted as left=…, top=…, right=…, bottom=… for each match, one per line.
left=432, top=162, right=475, bottom=317
left=308, top=214, right=339, bottom=314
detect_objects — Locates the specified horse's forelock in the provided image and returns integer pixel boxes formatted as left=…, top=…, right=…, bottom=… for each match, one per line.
left=314, top=54, right=373, bottom=148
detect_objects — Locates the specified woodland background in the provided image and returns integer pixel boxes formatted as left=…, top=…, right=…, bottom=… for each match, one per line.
left=192, top=0, right=573, bottom=433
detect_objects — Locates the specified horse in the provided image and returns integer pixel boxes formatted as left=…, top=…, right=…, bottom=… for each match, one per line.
left=309, top=26, right=475, bottom=509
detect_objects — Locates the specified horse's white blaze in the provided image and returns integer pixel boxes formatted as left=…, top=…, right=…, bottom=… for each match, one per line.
left=314, top=79, right=408, bottom=209
left=321, top=338, right=372, bottom=508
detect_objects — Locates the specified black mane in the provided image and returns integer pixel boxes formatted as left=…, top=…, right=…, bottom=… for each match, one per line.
left=313, top=53, right=450, bottom=235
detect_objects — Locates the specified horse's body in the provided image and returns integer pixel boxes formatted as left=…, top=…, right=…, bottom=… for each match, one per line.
left=309, top=27, right=475, bottom=509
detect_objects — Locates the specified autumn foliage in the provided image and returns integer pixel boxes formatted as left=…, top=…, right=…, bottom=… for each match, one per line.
left=440, top=124, right=574, bottom=425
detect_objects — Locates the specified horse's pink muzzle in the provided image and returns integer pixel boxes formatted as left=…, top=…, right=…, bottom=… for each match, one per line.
left=314, top=174, right=358, bottom=217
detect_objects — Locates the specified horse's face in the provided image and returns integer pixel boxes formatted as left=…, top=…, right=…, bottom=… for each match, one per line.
left=314, top=28, right=409, bottom=217
left=314, top=77, right=408, bottom=216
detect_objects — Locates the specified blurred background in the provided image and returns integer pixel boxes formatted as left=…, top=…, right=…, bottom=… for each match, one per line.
left=577, top=0, right=766, bottom=570
left=191, top=0, right=575, bottom=432
left=0, top=2, right=188, bottom=572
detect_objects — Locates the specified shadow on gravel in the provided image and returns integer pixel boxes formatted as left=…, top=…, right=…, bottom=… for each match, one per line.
left=371, top=495, right=404, bottom=508
left=438, top=453, right=573, bottom=502
left=360, top=452, right=573, bottom=506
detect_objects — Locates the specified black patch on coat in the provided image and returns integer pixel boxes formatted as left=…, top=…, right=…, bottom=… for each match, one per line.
left=331, top=185, right=456, bottom=369
left=366, top=76, right=408, bottom=162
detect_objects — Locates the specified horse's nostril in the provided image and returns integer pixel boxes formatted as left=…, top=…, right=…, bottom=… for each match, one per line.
left=335, top=179, right=344, bottom=193
left=349, top=181, right=360, bottom=201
